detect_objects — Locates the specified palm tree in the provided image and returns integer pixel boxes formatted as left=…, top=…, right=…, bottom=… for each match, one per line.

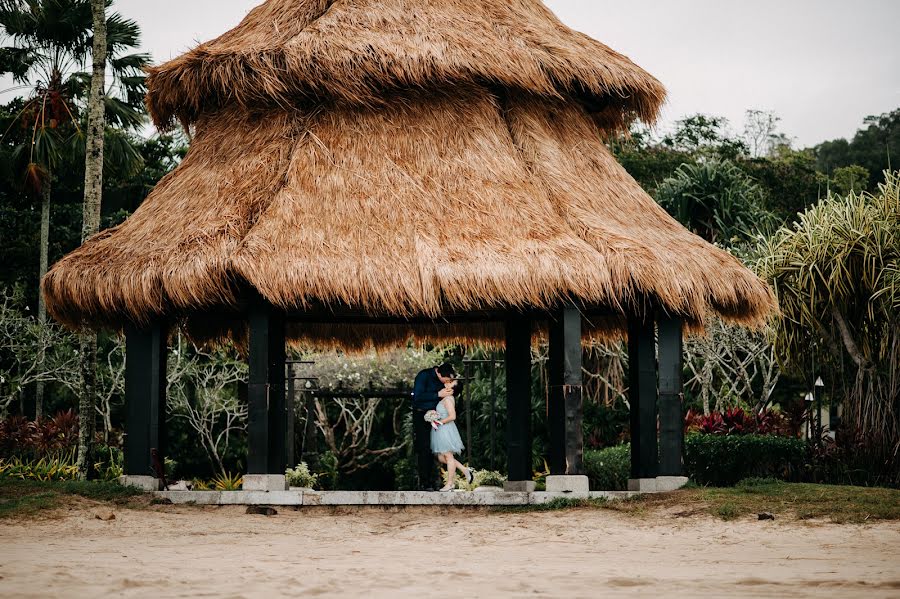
left=76, top=0, right=106, bottom=480
left=0, top=0, right=148, bottom=421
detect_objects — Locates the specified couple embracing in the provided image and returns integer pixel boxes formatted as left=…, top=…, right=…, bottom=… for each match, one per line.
left=412, top=363, right=474, bottom=492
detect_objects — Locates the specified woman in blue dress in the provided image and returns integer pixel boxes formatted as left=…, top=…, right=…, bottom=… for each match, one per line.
left=431, top=379, right=474, bottom=491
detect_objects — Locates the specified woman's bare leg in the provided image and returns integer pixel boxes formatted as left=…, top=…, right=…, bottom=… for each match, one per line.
left=445, top=453, right=457, bottom=487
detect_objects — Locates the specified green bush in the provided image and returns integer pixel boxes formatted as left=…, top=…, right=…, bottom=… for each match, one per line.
left=684, top=434, right=806, bottom=486
left=472, top=470, right=506, bottom=488
left=584, top=445, right=630, bottom=491
left=285, top=462, right=318, bottom=489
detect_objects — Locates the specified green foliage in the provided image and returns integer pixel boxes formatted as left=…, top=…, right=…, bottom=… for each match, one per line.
left=660, top=114, right=747, bottom=158
left=212, top=472, right=242, bottom=491
left=716, top=502, right=739, bottom=520
left=471, top=469, right=506, bottom=488
left=93, top=445, right=123, bottom=481
left=816, top=108, right=900, bottom=188
left=304, top=348, right=444, bottom=392
left=757, top=171, right=900, bottom=476
left=584, top=445, right=630, bottom=491
left=739, top=149, right=823, bottom=221
left=655, top=159, right=773, bottom=243
left=314, top=451, right=340, bottom=490
left=0, top=453, right=77, bottom=481
left=828, top=165, right=869, bottom=196
left=0, top=477, right=143, bottom=518
left=285, top=462, right=318, bottom=489
left=684, top=434, right=807, bottom=487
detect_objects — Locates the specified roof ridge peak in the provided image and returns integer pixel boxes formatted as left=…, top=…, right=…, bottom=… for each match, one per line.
left=146, top=0, right=665, bottom=131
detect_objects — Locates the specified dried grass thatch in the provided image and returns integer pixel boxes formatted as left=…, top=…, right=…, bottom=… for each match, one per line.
left=145, top=0, right=666, bottom=133
left=42, top=0, right=775, bottom=349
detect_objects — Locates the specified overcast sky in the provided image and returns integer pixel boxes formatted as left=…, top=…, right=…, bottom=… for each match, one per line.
left=7, top=0, right=900, bottom=147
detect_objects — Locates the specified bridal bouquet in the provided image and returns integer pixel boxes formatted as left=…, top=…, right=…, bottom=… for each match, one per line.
left=424, top=410, right=443, bottom=429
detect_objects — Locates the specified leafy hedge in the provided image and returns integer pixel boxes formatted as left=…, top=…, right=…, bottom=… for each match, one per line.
left=684, top=434, right=806, bottom=486
left=584, top=434, right=808, bottom=490
left=584, top=444, right=631, bottom=491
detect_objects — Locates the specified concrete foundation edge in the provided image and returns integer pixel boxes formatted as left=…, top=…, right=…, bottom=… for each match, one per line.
left=242, top=474, right=288, bottom=491
left=545, top=475, right=590, bottom=493
left=151, top=490, right=638, bottom=506
left=119, top=476, right=162, bottom=492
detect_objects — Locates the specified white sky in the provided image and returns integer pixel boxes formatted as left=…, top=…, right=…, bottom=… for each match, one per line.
left=6, top=0, right=900, bottom=147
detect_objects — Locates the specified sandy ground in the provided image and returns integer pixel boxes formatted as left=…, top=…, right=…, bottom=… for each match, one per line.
left=1, top=502, right=899, bottom=598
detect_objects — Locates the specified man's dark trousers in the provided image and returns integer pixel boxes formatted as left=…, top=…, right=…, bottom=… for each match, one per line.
left=413, top=408, right=436, bottom=489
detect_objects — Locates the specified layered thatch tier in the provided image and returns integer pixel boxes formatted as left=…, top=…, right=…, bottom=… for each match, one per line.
left=145, top=0, right=665, bottom=133
left=44, top=84, right=774, bottom=339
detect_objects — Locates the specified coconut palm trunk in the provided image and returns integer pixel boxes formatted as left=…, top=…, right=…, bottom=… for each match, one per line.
left=35, top=178, right=51, bottom=421
left=76, top=0, right=108, bottom=480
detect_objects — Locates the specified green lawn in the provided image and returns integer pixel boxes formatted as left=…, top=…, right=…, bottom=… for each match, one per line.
left=499, top=479, right=900, bottom=523
left=0, top=478, right=145, bottom=519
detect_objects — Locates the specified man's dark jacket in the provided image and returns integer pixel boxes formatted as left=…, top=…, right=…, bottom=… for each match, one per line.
left=412, top=368, right=442, bottom=411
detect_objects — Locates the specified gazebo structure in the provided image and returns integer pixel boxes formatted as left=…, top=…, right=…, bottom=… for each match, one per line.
left=43, top=0, right=775, bottom=493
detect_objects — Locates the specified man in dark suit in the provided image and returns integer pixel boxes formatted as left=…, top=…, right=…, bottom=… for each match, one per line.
left=412, top=362, right=456, bottom=490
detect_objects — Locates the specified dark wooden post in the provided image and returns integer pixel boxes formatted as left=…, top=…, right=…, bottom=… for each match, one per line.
left=628, top=313, right=658, bottom=480
left=286, top=363, right=296, bottom=469
left=658, top=316, right=684, bottom=476
left=548, top=305, right=583, bottom=475
left=124, top=322, right=168, bottom=478
left=505, top=313, right=532, bottom=482
left=247, top=298, right=286, bottom=475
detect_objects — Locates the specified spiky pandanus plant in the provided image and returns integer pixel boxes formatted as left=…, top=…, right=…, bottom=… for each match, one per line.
left=758, top=171, right=900, bottom=480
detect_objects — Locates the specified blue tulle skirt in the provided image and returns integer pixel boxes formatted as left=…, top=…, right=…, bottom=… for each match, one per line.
left=430, top=401, right=465, bottom=455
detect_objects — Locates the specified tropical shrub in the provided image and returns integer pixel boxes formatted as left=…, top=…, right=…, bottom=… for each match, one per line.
left=0, top=452, right=78, bottom=481
left=584, top=445, right=630, bottom=491
left=285, top=462, right=318, bottom=489
left=0, top=410, right=79, bottom=459
left=212, top=472, right=242, bottom=491
left=655, top=159, right=772, bottom=243
left=684, top=407, right=789, bottom=436
left=757, top=171, right=900, bottom=483
left=471, top=470, right=506, bottom=488
left=684, top=434, right=806, bottom=486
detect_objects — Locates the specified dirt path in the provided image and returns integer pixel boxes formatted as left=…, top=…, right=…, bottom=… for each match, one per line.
left=1, top=503, right=899, bottom=598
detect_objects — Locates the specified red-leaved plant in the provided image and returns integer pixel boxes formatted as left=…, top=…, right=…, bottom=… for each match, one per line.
left=684, top=407, right=788, bottom=436
left=0, top=410, right=79, bottom=459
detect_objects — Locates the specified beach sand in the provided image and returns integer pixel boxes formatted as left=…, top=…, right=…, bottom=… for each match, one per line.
left=1, top=501, right=898, bottom=598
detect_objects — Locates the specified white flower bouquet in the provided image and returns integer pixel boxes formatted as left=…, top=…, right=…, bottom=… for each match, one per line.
left=424, top=409, right=442, bottom=429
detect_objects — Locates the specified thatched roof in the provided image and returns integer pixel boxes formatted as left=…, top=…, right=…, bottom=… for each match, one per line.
left=42, top=0, right=775, bottom=348
left=144, top=0, right=666, bottom=133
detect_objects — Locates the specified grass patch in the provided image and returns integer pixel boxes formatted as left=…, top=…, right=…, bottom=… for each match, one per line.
left=492, top=496, right=610, bottom=513
left=493, top=481, right=900, bottom=523
left=0, top=477, right=145, bottom=519
left=695, top=480, right=900, bottom=523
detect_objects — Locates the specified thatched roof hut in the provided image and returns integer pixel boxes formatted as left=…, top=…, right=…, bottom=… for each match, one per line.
left=42, top=0, right=775, bottom=348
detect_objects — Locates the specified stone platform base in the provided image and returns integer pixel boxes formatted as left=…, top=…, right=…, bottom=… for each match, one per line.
left=151, top=490, right=636, bottom=506
left=627, top=478, right=658, bottom=492
left=655, top=476, right=690, bottom=492
left=119, top=476, right=162, bottom=491
left=545, top=475, right=590, bottom=493
left=243, top=474, right=288, bottom=491
left=503, top=480, right=536, bottom=492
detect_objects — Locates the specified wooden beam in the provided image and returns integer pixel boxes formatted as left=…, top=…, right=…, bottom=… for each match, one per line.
left=658, top=316, right=684, bottom=476
left=505, top=313, right=532, bottom=481
left=286, top=363, right=295, bottom=469
left=628, top=314, right=658, bottom=479
left=548, top=306, right=583, bottom=475
left=247, top=297, right=286, bottom=475
left=124, top=322, right=167, bottom=477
